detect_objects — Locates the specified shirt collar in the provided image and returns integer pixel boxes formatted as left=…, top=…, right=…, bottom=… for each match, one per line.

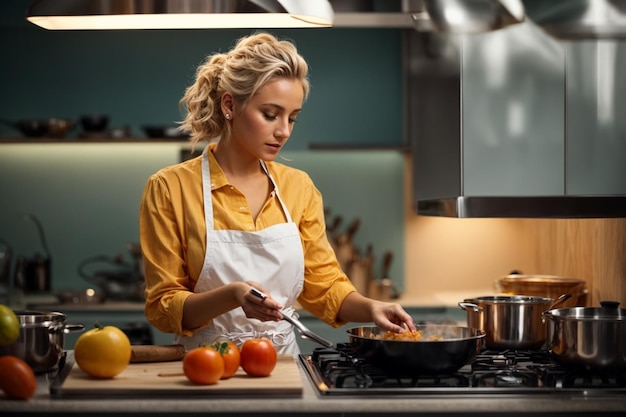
left=206, top=143, right=229, bottom=191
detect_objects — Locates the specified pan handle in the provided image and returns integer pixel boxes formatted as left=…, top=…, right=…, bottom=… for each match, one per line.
left=545, top=293, right=572, bottom=312
left=281, top=312, right=334, bottom=348
left=458, top=302, right=483, bottom=313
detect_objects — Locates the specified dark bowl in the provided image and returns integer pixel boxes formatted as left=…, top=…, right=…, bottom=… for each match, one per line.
left=142, top=125, right=189, bottom=139
left=80, top=115, right=110, bottom=132
left=16, top=119, right=49, bottom=137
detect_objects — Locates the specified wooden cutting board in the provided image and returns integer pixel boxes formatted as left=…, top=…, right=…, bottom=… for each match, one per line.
left=51, top=354, right=303, bottom=398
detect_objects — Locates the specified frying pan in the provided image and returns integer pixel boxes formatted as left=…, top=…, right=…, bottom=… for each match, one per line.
left=282, top=310, right=485, bottom=375
left=347, top=325, right=485, bottom=375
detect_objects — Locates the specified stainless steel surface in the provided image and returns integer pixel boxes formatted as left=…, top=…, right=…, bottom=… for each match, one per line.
left=347, top=325, right=485, bottom=374
left=424, top=0, right=524, bottom=33
left=417, top=196, right=626, bottom=218
left=523, top=0, right=626, bottom=39
left=407, top=20, right=626, bottom=218
left=282, top=312, right=334, bottom=348
left=459, top=295, right=555, bottom=349
left=0, top=310, right=84, bottom=373
left=543, top=301, right=626, bottom=369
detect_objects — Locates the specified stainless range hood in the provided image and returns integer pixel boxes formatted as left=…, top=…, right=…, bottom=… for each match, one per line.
left=406, top=20, right=626, bottom=218
left=522, top=0, right=626, bottom=40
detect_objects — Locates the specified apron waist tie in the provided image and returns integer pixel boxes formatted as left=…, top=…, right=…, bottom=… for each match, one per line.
left=175, top=309, right=300, bottom=355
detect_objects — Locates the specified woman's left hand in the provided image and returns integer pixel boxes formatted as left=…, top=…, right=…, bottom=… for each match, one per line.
left=370, top=301, right=416, bottom=333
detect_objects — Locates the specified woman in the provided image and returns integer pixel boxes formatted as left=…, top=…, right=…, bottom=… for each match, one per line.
left=139, top=32, right=415, bottom=354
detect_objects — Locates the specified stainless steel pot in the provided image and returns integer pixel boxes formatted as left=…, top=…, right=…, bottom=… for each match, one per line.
left=543, top=301, right=626, bottom=369
left=347, top=325, right=485, bottom=374
left=459, top=295, right=559, bottom=349
left=0, top=310, right=84, bottom=373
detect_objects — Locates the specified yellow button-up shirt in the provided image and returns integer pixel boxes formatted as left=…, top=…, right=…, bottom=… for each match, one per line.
left=139, top=145, right=356, bottom=337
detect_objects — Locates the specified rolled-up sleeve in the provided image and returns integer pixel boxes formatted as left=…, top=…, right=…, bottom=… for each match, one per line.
left=140, top=172, right=207, bottom=336
left=294, top=176, right=356, bottom=327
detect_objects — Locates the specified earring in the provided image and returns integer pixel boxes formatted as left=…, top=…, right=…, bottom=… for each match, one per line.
left=225, top=113, right=231, bottom=120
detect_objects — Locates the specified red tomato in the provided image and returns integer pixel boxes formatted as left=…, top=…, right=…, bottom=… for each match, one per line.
left=210, top=340, right=241, bottom=379
left=0, top=355, right=37, bottom=400
left=182, top=346, right=224, bottom=385
left=240, top=339, right=277, bottom=377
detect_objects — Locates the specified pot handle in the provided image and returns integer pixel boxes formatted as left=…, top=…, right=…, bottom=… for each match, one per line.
left=546, top=293, right=572, bottom=311
left=458, top=302, right=482, bottom=313
left=48, top=323, right=85, bottom=334
left=63, top=323, right=85, bottom=334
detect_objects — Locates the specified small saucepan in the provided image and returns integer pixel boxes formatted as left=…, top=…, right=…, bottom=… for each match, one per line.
left=543, top=301, right=626, bottom=369
left=0, top=310, right=84, bottom=373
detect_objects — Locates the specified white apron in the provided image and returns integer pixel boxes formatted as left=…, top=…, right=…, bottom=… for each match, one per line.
left=175, top=147, right=305, bottom=354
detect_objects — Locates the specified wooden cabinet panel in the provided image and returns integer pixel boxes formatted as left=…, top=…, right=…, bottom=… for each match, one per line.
left=524, top=218, right=626, bottom=306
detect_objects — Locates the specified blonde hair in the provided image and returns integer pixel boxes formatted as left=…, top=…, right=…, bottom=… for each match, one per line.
left=179, top=32, right=310, bottom=148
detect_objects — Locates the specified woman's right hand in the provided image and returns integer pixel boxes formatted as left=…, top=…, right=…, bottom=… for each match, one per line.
left=239, top=281, right=283, bottom=322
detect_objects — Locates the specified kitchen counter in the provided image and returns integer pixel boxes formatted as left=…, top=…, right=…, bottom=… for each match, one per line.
left=2, top=355, right=625, bottom=417
left=27, top=301, right=145, bottom=312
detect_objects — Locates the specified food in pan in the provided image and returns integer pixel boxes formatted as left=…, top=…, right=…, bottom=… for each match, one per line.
left=373, top=329, right=443, bottom=341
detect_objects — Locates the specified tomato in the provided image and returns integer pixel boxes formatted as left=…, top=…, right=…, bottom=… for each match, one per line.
left=74, top=322, right=131, bottom=379
left=0, top=355, right=37, bottom=400
left=239, top=339, right=277, bottom=377
left=183, top=346, right=224, bottom=385
left=0, top=304, right=20, bottom=346
left=210, top=340, right=241, bottom=379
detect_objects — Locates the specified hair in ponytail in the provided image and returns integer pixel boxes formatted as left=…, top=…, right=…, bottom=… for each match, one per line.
left=179, top=32, right=310, bottom=148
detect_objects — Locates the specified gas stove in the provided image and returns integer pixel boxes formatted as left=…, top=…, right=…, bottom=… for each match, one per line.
left=299, top=343, right=626, bottom=397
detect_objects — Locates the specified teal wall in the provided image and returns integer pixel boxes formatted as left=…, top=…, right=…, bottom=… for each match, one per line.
left=0, top=2, right=407, bottom=295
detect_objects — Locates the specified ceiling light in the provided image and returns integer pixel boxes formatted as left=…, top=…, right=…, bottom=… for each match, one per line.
left=26, top=0, right=334, bottom=30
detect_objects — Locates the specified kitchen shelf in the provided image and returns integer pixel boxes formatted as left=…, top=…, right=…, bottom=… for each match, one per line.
left=0, top=137, right=188, bottom=144
left=2, top=138, right=411, bottom=151
left=308, top=143, right=411, bottom=152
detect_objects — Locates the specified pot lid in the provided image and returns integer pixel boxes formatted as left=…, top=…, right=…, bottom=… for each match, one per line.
left=500, top=274, right=586, bottom=284
left=13, top=310, right=66, bottom=325
left=546, top=301, right=626, bottom=320
left=464, top=295, right=553, bottom=303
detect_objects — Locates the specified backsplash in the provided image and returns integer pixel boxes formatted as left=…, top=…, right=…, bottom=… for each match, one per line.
left=0, top=144, right=405, bottom=294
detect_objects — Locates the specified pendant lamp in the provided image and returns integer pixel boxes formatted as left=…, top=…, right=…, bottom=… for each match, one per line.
left=26, top=0, right=334, bottom=30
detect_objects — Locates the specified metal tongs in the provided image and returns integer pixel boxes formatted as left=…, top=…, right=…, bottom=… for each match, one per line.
left=281, top=311, right=334, bottom=348
left=250, top=288, right=334, bottom=348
